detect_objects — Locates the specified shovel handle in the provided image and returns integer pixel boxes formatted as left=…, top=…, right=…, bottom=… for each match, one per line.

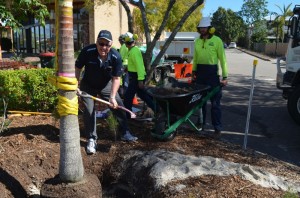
left=77, top=89, right=136, bottom=118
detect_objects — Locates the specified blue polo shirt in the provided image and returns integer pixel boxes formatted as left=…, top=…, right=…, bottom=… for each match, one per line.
left=75, top=44, right=124, bottom=89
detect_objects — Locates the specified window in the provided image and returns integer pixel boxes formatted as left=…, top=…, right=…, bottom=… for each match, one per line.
left=13, top=3, right=89, bottom=54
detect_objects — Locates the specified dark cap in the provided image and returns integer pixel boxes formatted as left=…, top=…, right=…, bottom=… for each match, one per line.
left=97, top=30, right=112, bottom=42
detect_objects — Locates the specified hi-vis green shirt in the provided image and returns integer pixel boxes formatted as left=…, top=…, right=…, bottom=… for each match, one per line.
left=128, top=46, right=146, bottom=80
left=119, top=43, right=128, bottom=66
left=192, top=35, right=228, bottom=78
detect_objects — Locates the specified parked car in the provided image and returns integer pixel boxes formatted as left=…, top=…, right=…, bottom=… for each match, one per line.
left=228, top=42, right=237, bottom=48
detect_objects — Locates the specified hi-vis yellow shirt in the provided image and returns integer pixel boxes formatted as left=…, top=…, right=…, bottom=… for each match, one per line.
left=127, top=46, right=146, bottom=80
left=119, top=43, right=128, bottom=66
left=192, top=35, right=228, bottom=78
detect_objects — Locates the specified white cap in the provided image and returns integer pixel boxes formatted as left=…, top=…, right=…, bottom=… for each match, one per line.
left=197, top=17, right=211, bottom=28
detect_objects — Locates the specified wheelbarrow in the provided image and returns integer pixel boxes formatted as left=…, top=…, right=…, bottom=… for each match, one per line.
left=147, top=79, right=220, bottom=141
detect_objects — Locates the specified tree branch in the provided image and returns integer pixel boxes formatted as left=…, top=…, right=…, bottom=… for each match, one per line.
left=146, top=0, right=204, bottom=84
left=119, top=0, right=133, bottom=32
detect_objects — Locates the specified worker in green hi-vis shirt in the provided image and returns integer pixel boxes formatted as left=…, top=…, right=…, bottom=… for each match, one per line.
left=192, top=17, right=228, bottom=138
left=123, top=32, right=155, bottom=118
left=118, top=34, right=129, bottom=98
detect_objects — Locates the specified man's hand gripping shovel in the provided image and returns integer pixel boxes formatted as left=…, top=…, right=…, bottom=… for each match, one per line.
left=77, top=89, right=136, bottom=118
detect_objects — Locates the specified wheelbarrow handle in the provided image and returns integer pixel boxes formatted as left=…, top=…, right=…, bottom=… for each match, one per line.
left=77, top=89, right=136, bottom=118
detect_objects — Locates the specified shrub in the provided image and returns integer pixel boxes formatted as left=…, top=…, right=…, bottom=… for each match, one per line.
left=0, top=68, right=58, bottom=112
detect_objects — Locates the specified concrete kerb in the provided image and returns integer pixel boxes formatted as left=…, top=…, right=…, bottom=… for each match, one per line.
left=237, top=48, right=272, bottom=62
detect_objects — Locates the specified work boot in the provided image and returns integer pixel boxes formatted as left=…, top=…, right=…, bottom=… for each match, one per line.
left=121, top=131, right=138, bottom=142
left=213, top=130, right=221, bottom=139
left=196, top=123, right=204, bottom=131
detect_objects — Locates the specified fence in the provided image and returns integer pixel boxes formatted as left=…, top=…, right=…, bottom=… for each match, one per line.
left=253, top=43, right=288, bottom=57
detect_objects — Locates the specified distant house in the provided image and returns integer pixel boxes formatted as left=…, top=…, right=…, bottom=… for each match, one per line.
left=13, top=0, right=133, bottom=54
left=265, top=15, right=290, bottom=42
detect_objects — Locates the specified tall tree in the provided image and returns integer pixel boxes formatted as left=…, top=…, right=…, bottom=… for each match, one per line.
left=0, top=0, right=48, bottom=60
left=212, top=7, right=246, bottom=45
left=54, top=0, right=84, bottom=182
left=240, top=0, right=269, bottom=46
left=132, top=0, right=203, bottom=37
left=273, top=3, right=293, bottom=42
left=122, top=0, right=204, bottom=83
left=240, top=0, right=268, bottom=26
left=41, top=1, right=104, bottom=195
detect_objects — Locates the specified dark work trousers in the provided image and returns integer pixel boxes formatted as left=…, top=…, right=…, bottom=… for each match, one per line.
left=80, top=81, right=129, bottom=140
left=118, top=71, right=129, bottom=99
left=123, top=72, right=155, bottom=118
left=195, top=64, right=222, bottom=131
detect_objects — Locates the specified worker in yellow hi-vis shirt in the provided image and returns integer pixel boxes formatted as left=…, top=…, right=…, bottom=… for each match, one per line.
left=123, top=32, right=155, bottom=118
left=192, top=17, right=228, bottom=138
left=118, top=34, right=129, bottom=98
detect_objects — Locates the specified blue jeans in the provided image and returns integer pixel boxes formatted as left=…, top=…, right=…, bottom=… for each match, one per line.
left=196, top=64, right=222, bottom=131
left=123, top=72, right=155, bottom=118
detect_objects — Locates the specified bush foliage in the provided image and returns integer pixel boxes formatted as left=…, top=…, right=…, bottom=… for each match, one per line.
left=0, top=68, right=58, bottom=112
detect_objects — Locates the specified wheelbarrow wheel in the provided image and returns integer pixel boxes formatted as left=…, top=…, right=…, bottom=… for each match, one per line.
left=153, top=113, right=177, bottom=141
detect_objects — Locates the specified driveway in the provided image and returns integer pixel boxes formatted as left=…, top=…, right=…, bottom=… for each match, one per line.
left=202, top=48, right=300, bottom=166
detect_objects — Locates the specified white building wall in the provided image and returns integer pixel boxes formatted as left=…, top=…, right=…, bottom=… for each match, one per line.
left=90, top=1, right=133, bottom=48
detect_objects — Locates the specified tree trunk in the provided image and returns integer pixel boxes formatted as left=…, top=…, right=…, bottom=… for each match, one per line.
left=0, top=28, right=2, bottom=60
left=59, top=109, right=84, bottom=182
left=41, top=0, right=102, bottom=192
left=56, top=0, right=84, bottom=182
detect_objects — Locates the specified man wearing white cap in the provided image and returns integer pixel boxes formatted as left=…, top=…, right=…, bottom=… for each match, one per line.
left=75, top=30, right=138, bottom=154
left=192, top=17, right=228, bottom=138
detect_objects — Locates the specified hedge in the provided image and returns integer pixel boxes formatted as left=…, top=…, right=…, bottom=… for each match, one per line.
left=0, top=68, right=58, bottom=113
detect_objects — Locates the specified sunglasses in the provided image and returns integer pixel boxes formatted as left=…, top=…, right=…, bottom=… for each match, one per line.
left=98, top=42, right=111, bottom=47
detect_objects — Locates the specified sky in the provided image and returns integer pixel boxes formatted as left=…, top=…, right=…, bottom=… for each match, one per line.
left=202, top=0, right=295, bottom=17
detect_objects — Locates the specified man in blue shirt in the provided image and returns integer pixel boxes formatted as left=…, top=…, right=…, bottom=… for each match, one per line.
left=75, top=30, right=138, bottom=154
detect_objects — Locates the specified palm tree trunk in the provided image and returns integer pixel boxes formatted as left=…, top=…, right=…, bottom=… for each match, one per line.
left=0, top=28, right=2, bottom=60
left=56, top=0, right=84, bottom=182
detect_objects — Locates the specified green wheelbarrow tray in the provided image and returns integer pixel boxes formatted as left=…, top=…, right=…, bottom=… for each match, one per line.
left=147, top=83, right=220, bottom=141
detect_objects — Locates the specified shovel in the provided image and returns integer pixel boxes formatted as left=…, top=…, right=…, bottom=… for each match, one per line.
left=77, top=89, right=136, bottom=118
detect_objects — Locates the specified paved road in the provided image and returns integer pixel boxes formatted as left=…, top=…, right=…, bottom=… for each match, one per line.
left=210, top=48, right=300, bottom=166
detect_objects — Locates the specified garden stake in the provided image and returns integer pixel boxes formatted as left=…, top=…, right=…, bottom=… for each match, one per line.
left=243, top=59, right=258, bottom=150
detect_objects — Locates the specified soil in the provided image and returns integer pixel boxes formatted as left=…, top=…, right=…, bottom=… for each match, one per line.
left=150, top=79, right=206, bottom=96
left=0, top=59, right=36, bottom=70
left=1, top=113, right=300, bottom=198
